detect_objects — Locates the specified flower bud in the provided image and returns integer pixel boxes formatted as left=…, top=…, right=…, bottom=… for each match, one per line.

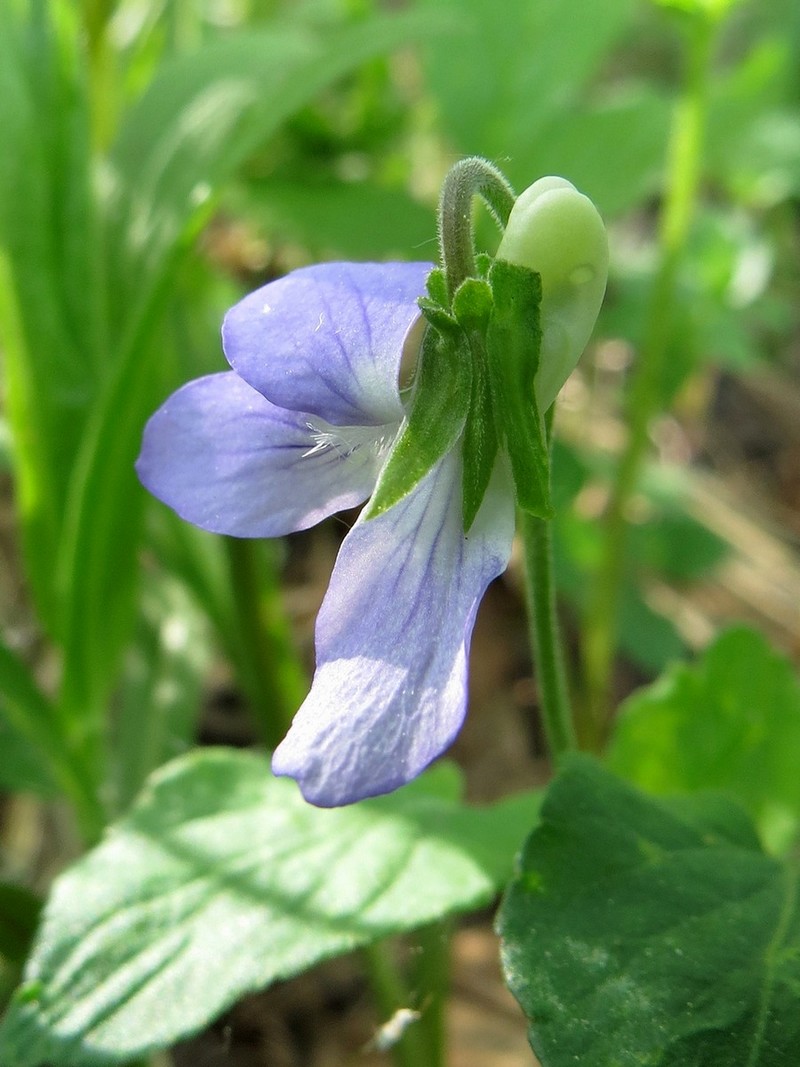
left=496, top=176, right=608, bottom=410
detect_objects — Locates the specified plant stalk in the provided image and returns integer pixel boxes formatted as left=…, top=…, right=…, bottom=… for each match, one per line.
left=518, top=497, right=576, bottom=760
left=579, top=12, right=716, bottom=742
left=225, top=537, right=307, bottom=749
left=438, top=157, right=516, bottom=299
left=362, top=939, right=432, bottom=1067
left=409, top=922, right=450, bottom=1067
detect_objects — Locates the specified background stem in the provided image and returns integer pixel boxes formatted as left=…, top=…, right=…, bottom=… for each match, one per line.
left=362, top=940, right=432, bottom=1067
left=82, top=0, right=117, bottom=151
left=579, top=13, right=716, bottom=743
left=409, top=922, right=450, bottom=1067
left=225, top=537, right=307, bottom=749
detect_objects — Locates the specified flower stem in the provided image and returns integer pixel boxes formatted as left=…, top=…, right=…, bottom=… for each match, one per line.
left=225, top=537, right=306, bottom=750
left=518, top=500, right=576, bottom=760
left=579, top=12, right=716, bottom=742
left=438, top=157, right=516, bottom=300
left=409, top=922, right=451, bottom=1067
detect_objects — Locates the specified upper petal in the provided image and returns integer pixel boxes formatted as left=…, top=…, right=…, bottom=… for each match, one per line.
left=136, top=372, right=391, bottom=537
left=222, top=261, right=432, bottom=427
left=271, top=452, right=515, bottom=806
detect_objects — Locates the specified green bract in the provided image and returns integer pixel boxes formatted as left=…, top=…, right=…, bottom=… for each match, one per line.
left=496, top=176, right=608, bottom=411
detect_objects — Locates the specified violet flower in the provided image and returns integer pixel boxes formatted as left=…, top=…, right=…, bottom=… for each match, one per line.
left=137, top=261, right=515, bottom=805
left=137, top=173, right=607, bottom=807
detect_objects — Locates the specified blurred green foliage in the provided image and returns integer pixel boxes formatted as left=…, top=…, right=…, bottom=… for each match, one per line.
left=0, top=0, right=799, bottom=1061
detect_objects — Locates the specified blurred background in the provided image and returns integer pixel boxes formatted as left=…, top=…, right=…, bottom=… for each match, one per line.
left=1, top=0, right=799, bottom=1062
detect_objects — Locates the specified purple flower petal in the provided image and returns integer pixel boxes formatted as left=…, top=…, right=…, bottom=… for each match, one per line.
left=222, top=262, right=432, bottom=427
left=136, top=372, right=395, bottom=537
left=271, top=453, right=515, bottom=805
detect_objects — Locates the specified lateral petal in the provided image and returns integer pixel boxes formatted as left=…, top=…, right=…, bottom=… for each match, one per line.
left=222, top=261, right=432, bottom=427
left=136, top=372, right=393, bottom=537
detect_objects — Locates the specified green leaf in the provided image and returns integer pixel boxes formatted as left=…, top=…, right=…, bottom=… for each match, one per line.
left=418, top=0, right=637, bottom=208
left=615, top=577, right=686, bottom=672
left=631, top=509, right=728, bottom=582
left=499, top=755, right=800, bottom=1067
left=0, top=638, right=59, bottom=797
left=0, top=884, right=42, bottom=966
left=554, top=501, right=688, bottom=672
left=367, top=326, right=472, bottom=518
left=230, top=177, right=436, bottom=259
left=105, top=13, right=442, bottom=334
left=653, top=0, right=743, bottom=19
left=608, top=627, right=800, bottom=853
left=531, top=87, right=672, bottom=217
left=628, top=465, right=729, bottom=582
left=0, top=9, right=96, bottom=633
left=550, top=455, right=730, bottom=673
left=0, top=636, right=104, bottom=837
left=706, top=40, right=800, bottom=205
left=486, top=260, right=552, bottom=518
left=111, top=573, right=212, bottom=814
left=0, top=749, right=539, bottom=1065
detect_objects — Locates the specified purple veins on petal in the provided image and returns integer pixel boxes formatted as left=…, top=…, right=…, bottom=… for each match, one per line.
left=136, top=372, right=397, bottom=538
left=222, top=261, right=433, bottom=428
left=271, top=452, right=515, bottom=806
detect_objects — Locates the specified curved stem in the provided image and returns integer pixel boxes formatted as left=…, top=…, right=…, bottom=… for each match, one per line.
left=579, top=13, right=716, bottom=742
left=437, top=157, right=516, bottom=300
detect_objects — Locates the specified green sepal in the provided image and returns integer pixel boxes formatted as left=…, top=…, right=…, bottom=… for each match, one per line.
left=461, top=343, right=498, bottom=531
left=418, top=266, right=462, bottom=335
left=417, top=296, right=459, bottom=336
left=475, top=252, right=492, bottom=278
left=366, top=324, right=472, bottom=519
left=452, top=276, right=493, bottom=330
left=449, top=277, right=498, bottom=529
left=425, top=265, right=450, bottom=307
left=486, top=259, right=552, bottom=518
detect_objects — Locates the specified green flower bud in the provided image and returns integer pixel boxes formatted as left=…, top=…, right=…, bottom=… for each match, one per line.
left=496, top=176, right=608, bottom=410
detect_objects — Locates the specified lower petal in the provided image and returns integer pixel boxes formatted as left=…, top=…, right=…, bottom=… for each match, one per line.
left=136, top=372, right=392, bottom=537
left=272, top=452, right=515, bottom=805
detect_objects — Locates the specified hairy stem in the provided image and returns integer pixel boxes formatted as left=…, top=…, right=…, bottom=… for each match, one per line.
left=438, top=157, right=516, bottom=300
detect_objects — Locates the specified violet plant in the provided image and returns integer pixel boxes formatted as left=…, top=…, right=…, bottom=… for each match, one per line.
left=3, top=1, right=800, bottom=1065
